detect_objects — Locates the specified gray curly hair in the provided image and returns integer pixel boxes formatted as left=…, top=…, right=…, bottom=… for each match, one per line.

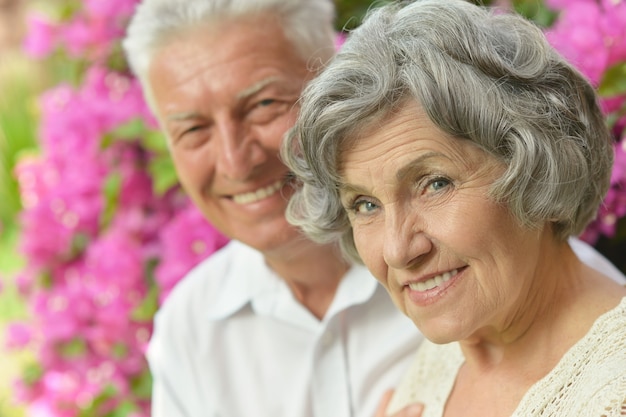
left=282, top=0, right=614, bottom=263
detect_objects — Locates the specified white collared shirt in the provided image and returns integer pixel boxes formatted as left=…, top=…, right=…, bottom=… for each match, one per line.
left=148, top=240, right=421, bottom=417
left=147, top=238, right=625, bottom=417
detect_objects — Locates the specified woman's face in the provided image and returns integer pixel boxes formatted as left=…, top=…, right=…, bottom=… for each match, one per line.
left=338, top=101, right=548, bottom=344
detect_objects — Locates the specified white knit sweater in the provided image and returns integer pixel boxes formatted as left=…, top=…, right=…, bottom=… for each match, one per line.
left=388, top=297, right=626, bottom=416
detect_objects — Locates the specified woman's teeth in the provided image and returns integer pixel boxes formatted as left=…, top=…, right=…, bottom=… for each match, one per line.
left=408, top=269, right=459, bottom=292
left=232, top=180, right=283, bottom=204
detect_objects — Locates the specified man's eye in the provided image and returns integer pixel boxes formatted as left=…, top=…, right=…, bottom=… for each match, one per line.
left=183, top=125, right=204, bottom=134
left=173, top=126, right=210, bottom=149
left=257, top=98, right=276, bottom=107
left=247, top=99, right=289, bottom=124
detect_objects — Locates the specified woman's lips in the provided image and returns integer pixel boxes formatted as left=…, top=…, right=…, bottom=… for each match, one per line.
left=407, top=268, right=459, bottom=291
left=404, top=267, right=466, bottom=305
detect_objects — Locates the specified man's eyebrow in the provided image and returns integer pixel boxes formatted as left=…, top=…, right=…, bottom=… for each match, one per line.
left=165, top=112, right=201, bottom=122
left=164, top=77, right=282, bottom=122
left=236, top=76, right=281, bottom=101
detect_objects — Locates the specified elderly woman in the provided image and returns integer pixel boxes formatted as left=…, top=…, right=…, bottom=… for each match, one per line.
left=282, top=0, right=626, bottom=416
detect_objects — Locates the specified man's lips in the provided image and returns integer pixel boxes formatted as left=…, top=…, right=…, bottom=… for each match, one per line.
left=231, top=179, right=284, bottom=205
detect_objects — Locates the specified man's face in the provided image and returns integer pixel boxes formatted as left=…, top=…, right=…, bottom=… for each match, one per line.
left=147, top=15, right=314, bottom=255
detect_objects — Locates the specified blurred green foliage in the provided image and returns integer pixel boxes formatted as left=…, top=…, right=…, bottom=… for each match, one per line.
left=0, top=58, right=38, bottom=235
left=0, top=0, right=565, bottom=247
left=335, top=0, right=558, bottom=31
left=0, top=56, right=30, bottom=417
left=335, top=0, right=392, bottom=30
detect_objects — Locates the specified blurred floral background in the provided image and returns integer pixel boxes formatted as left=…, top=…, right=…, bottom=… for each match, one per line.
left=0, top=0, right=624, bottom=416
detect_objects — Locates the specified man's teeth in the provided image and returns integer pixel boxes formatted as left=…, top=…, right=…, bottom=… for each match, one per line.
left=408, top=269, right=458, bottom=292
left=232, top=180, right=283, bottom=204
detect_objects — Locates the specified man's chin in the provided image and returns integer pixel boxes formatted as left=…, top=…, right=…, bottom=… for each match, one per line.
left=236, top=224, right=304, bottom=255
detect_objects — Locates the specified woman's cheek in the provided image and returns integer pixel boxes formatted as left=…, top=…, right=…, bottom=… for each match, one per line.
left=354, top=227, right=387, bottom=283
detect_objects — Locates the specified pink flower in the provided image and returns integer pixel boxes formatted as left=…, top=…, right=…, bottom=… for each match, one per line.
left=546, top=2, right=608, bottom=85
left=581, top=139, right=626, bottom=243
left=335, top=32, right=346, bottom=51
left=5, top=323, right=33, bottom=349
left=155, top=204, right=228, bottom=302
left=545, top=0, right=594, bottom=9
left=546, top=0, right=626, bottom=86
left=84, top=0, right=138, bottom=20
left=23, top=12, right=58, bottom=59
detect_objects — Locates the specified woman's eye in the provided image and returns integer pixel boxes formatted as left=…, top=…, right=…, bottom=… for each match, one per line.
left=426, top=177, right=451, bottom=192
left=354, top=199, right=378, bottom=214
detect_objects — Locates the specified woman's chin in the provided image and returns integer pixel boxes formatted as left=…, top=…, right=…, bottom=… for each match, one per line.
left=410, top=317, right=468, bottom=345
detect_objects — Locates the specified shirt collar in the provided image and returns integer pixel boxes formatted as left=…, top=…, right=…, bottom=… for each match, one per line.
left=324, top=263, right=379, bottom=321
left=204, top=242, right=380, bottom=325
left=205, top=241, right=279, bottom=320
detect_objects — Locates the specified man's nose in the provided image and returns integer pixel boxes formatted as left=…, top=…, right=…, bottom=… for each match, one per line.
left=382, top=207, right=432, bottom=269
left=216, top=121, right=266, bottom=181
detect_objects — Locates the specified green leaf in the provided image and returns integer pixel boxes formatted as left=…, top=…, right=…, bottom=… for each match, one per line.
left=107, top=400, right=137, bottom=417
left=69, top=232, right=90, bottom=259
left=100, top=172, right=122, bottom=229
left=114, top=119, right=148, bottom=139
left=21, top=361, right=44, bottom=385
left=141, top=129, right=169, bottom=153
left=102, top=118, right=149, bottom=149
left=131, top=369, right=153, bottom=399
left=78, top=385, right=118, bottom=417
left=513, top=0, right=558, bottom=28
left=60, top=338, right=87, bottom=358
left=598, top=62, right=626, bottom=97
left=40, top=271, right=53, bottom=289
left=131, top=284, right=159, bottom=322
left=148, top=154, right=179, bottom=195
left=111, top=342, right=128, bottom=359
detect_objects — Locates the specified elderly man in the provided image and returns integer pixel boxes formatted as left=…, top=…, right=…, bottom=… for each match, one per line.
left=122, top=1, right=625, bottom=416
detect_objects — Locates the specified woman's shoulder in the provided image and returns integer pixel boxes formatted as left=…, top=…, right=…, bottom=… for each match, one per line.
left=514, top=297, right=626, bottom=416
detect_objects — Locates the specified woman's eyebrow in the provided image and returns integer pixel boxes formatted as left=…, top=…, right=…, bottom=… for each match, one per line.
left=395, top=152, right=442, bottom=181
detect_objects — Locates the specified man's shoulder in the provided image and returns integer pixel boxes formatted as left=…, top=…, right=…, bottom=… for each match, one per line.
left=569, top=237, right=626, bottom=283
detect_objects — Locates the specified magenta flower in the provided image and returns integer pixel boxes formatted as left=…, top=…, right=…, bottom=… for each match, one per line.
left=546, top=0, right=626, bottom=86
left=155, top=204, right=229, bottom=302
left=5, top=323, right=33, bottom=350
left=23, top=12, right=58, bottom=59
left=85, top=0, right=138, bottom=20
left=546, top=2, right=607, bottom=84
left=11, top=0, right=624, bottom=415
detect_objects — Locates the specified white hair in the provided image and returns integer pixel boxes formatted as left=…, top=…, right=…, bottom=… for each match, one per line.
left=123, top=0, right=336, bottom=100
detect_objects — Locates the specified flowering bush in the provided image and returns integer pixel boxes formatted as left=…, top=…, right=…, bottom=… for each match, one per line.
left=6, top=1, right=228, bottom=416
left=543, top=0, right=626, bottom=254
left=4, top=0, right=626, bottom=416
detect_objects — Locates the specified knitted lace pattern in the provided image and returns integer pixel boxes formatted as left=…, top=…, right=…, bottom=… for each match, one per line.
left=388, top=297, right=626, bottom=417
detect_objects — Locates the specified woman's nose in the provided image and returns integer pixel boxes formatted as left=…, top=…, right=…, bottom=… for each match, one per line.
left=382, top=208, right=432, bottom=269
